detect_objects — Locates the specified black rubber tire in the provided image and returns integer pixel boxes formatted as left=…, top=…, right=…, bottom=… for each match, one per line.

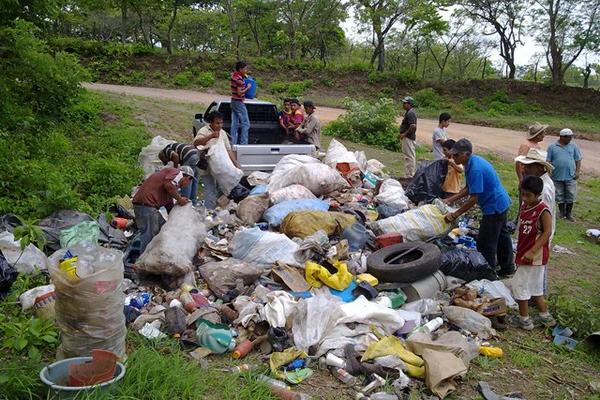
left=367, top=241, right=441, bottom=283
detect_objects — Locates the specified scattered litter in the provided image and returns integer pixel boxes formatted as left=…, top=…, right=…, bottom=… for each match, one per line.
left=552, top=244, right=575, bottom=254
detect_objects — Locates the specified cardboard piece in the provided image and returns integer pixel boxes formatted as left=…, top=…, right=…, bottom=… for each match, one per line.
left=422, top=348, right=468, bottom=399
left=272, top=262, right=311, bottom=292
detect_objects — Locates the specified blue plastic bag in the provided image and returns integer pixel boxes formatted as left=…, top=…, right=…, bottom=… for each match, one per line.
left=263, top=199, right=330, bottom=227
left=250, top=184, right=268, bottom=195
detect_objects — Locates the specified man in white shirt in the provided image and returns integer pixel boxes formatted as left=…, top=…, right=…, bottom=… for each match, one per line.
left=193, top=111, right=240, bottom=209
left=432, top=112, right=451, bottom=160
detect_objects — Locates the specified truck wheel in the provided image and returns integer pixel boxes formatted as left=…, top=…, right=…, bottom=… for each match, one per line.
left=367, top=242, right=441, bottom=283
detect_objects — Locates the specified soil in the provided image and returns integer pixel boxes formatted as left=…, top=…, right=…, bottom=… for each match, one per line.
left=86, top=82, right=600, bottom=176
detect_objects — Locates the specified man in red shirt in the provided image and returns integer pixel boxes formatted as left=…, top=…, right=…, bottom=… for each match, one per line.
left=230, top=61, right=252, bottom=145
left=132, top=166, right=195, bottom=252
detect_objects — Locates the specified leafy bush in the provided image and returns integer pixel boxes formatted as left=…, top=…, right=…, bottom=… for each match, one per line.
left=413, top=88, right=441, bottom=108
left=268, top=80, right=313, bottom=97
left=173, top=70, right=193, bottom=86
left=324, top=97, right=400, bottom=151
left=548, top=291, right=600, bottom=337
left=196, top=71, right=215, bottom=87
left=461, top=98, right=479, bottom=111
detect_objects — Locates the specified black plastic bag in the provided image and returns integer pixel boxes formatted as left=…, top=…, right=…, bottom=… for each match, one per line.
left=228, top=184, right=250, bottom=202
left=405, top=159, right=448, bottom=204
left=37, top=210, right=94, bottom=252
left=0, top=214, right=21, bottom=233
left=440, top=248, right=499, bottom=282
left=376, top=205, right=403, bottom=219
left=0, top=252, right=18, bottom=297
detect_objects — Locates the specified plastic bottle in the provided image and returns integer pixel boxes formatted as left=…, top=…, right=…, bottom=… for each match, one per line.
left=226, top=364, right=258, bottom=373
left=219, top=305, right=239, bottom=321
left=232, top=339, right=254, bottom=359
left=422, top=317, right=444, bottom=334
left=258, top=375, right=290, bottom=390
left=190, top=290, right=210, bottom=307
left=269, top=387, right=311, bottom=400
left=180, top=291, right=197, bottom=313
left=325, top=353, right=346, bottom=368
left=330, top=367, right=357, bottom=386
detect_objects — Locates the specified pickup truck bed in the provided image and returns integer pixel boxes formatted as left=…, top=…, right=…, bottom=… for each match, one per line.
left=193, top=99, right=316, bottom=174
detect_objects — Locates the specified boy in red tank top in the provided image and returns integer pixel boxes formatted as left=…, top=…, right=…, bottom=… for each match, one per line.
left=512, top=176, right=556, bottom=330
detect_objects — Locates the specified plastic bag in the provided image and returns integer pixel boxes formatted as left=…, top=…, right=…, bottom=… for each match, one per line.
left=292, top=294, right=345, bottom=352
left=443, top=306, right=496, bottom=339
left=367, top=159, right=386, bottom=175
left=269, top=184, right=316, bottom=205
left=236, top=194, right=270, bottom=225
left=376, top=179, right=410, bottom=211
left=376, top=204, right=403, bottom=219
left=207, top=138, right=243, bottom=196
left=228, top=184, right=250, bottom=202
left=370, top=200, right=451, bottom=241
left=466, top=279, right=516, bottom=308
left=199, top=258, right=265, bottom=299
left=440, top=249, right=499, bottom=282
left=249, top=184, right=268, bottom=195
left=138, top=135, right=175, bottom=177
left=0, top=231, right=49, bottom=273
left=229, top=227, right=299, bottom=266
left=324, top=139, right=359, bottom=168
left=59, top=221, right=100, bottom=248
left=19, top=284, right=55, bottom=311
left=405, top=159, right=448, bottom=204
left=137, top=204, right=207, bottom=276
left=0, top=252, right=17, bottom=297
left=247, top=171, right=271, bottom=186
left=49, top=244, right=126, bottom=358
left=268, top=159, right=349, bottom=196
left=305, top=260, right=353, bottom=291
left=354, top=151, right=368, bottom=172
left=264, top=291, right=298, bottom=328
left=263, top=199, right=330, bottom=227
left=37, top=210, right=94, bottom=252
left=280, top=211, right=356, bottom=239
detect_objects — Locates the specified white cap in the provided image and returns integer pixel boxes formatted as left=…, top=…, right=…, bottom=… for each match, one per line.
left=559, top=128, right=574, bottom=136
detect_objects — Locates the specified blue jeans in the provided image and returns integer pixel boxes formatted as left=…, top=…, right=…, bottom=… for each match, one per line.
left=133, top=205, right=165, bottom=254
left=179, top=153, right=200, bottom=204
left=230, top=100, right=250, bottom=145
left=202, top=174, right=221, bottom=210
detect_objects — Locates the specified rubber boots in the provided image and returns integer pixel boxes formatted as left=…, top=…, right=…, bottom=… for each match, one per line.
left=558, top=203, right=566, bottom=219
left=565, top=203, right=574, bottom=221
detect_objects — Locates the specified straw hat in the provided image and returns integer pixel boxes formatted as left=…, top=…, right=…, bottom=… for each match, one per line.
left=514, top=148, right=554, bottom=173
left=527, top=122, right=548, bottom=139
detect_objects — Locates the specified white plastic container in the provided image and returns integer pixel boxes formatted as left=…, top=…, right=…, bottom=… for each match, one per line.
left=422, top=317, right=444, bottom=334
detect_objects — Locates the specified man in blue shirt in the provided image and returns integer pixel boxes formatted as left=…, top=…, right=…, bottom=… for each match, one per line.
left=546, top=128, right=582, bottom=221
left=443, top=139, right=515, bottom=277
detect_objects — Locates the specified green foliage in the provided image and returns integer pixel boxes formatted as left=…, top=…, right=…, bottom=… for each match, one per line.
left=413, top=87, right=442, bottom=108
left=548, top=291, right=600, bottom=338
left=1, top=317, right=58, bottom=359
left=12, top=220, right=46, bottom=251
left=324, top=97, right=400, bottom=151
left=196, top=71, right=216, bottom=87
left=173, top=70, right=193, bottom=86
left=268, top=79, right=313, bottom=97
left=0, top=20, right=88, bottom=132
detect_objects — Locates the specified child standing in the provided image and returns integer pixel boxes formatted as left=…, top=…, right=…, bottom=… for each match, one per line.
left=441, top=139, right=464, bottom=197
left=432, top=112, right=451, bottom=160
left=512, top=175, right=556, bottom=330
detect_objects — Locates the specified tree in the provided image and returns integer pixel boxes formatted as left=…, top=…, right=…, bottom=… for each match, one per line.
left=353, top=0, right=442, bottom=71
left=459, top=0, right=528, bottom=79
left=426, top=23, right=472, bottom=80
left=533, top=0, right=600, bottom=85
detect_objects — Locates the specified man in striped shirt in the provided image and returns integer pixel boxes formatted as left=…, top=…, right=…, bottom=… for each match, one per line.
left=230, top=61, right=252, bottom=145
left=159, top=142, right=200, bottom=204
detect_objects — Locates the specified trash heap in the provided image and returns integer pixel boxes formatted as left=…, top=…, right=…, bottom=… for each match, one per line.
left=1, top=138, right=532, bottom=399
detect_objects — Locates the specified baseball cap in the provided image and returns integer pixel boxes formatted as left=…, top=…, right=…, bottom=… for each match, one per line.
left=401, top=96, right=415, bottom=106
left=303, top=100, right=316, bottom=108
left=178, top=165, right=198, bottom=181
left=559, top=128, right=574, bottom=136
left=449, top=138, right=473, bottom=155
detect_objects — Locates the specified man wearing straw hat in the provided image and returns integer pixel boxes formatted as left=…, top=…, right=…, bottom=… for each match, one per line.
left=516, top=122, right=547, bottom=183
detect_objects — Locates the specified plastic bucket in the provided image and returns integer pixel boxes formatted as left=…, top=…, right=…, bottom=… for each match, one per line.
left=376, top=233, right=403, bottom=249
left=402, top=271, right=446, bottom=303
left=40, top=357, right=125, bottom=399
left=244, top=76, right=257, bottom=99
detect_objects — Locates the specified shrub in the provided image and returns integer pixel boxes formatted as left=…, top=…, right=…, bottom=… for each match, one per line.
left=195, top=71, right=215, bottom=87
left=324, top=97, right=400, bottom=151
left=268, top=80, right=313, bottom=97
left=461, top=98, right=479, bottom=111
left=173, top=70, right=193, bottom=86
left=413, top=88, right=441, bottom=109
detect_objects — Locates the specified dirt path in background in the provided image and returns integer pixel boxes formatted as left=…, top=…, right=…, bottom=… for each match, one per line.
left=85, top=82, right=600, bottom=175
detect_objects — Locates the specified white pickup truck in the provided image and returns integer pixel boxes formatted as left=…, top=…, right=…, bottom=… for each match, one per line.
left=192, top=99, right=315, bottom=174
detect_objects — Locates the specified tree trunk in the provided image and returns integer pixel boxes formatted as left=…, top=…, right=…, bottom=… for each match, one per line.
left=507, top=61, right=516, bottom=79
left=120, top=1, right=128, bottom=43
left=482, top=57, right=487, bottom=79
left=533, top=61, right=539, bottom=82
left=583, top=65, right=591, bottom=88
left=166, top=0, right=179, bottom=55
left=377, top=39, right=385, bottom=72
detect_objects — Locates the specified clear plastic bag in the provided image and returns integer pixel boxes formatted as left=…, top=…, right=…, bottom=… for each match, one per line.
left=138, top=135, right=175, bottom=177
left=198, top=258, right=264, bottom=299
left=137, top=204, right=207, bottom=276
left=443, top=306, right=496, bottom=339
left=0, top=231, right=49, bottom=273
left=207, top=138, right=243, bottom=196
left=49, top=244, right=126, bottom=358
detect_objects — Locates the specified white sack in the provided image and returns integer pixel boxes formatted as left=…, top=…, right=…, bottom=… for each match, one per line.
left=247, top=171, right=271, bottom=186
left=206, top=138, right=243, bottom=196
left=19, top=284, right=55, bottom=311
left=367, top=159, right=386, bottom=175
left=263, top=291, right=298, bottom=328
left=268, top=163, right=349, bottom=196
left=337, top=296, right=405, bottom=335
left=375, top=179, right=410, bottom=211
left=324, top=139, right=358, bottom=168
left=292, top=294, right=345, bottom=352
left=229, top=227, right=299, bottom=266
left=354, top=151, right=368, bottom=172
left=138, top=204, right=206, bottom=275
left=0, top=231, right=49, bottom=273
left=370, top=200, right=451, bottom=241
left=138, top=135, right=175, bottom=177
left=269, top=184, right=316, bottom=205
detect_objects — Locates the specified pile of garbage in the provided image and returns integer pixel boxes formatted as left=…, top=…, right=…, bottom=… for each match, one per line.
left=1, top=138, right=532, bottom=399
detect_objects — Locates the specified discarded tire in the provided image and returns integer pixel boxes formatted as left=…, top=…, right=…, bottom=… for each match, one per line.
left=367, top=242, right=441, bottom=283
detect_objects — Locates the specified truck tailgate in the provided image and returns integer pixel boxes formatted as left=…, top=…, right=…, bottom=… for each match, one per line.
left=233, top=144, right=316, bottom=174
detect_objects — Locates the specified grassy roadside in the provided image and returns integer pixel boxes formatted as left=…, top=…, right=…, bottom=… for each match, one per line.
left=2, top=91, right=598, bottom=400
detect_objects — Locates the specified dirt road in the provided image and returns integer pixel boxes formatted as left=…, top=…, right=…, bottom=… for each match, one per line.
left=85, top=82, right=600, bottom=175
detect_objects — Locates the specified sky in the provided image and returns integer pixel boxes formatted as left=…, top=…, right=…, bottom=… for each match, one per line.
left=340, top=6, right=596, bottom=72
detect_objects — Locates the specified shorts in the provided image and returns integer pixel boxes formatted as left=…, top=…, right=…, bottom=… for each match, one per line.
left=512, top=265, right=546, bottom=301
